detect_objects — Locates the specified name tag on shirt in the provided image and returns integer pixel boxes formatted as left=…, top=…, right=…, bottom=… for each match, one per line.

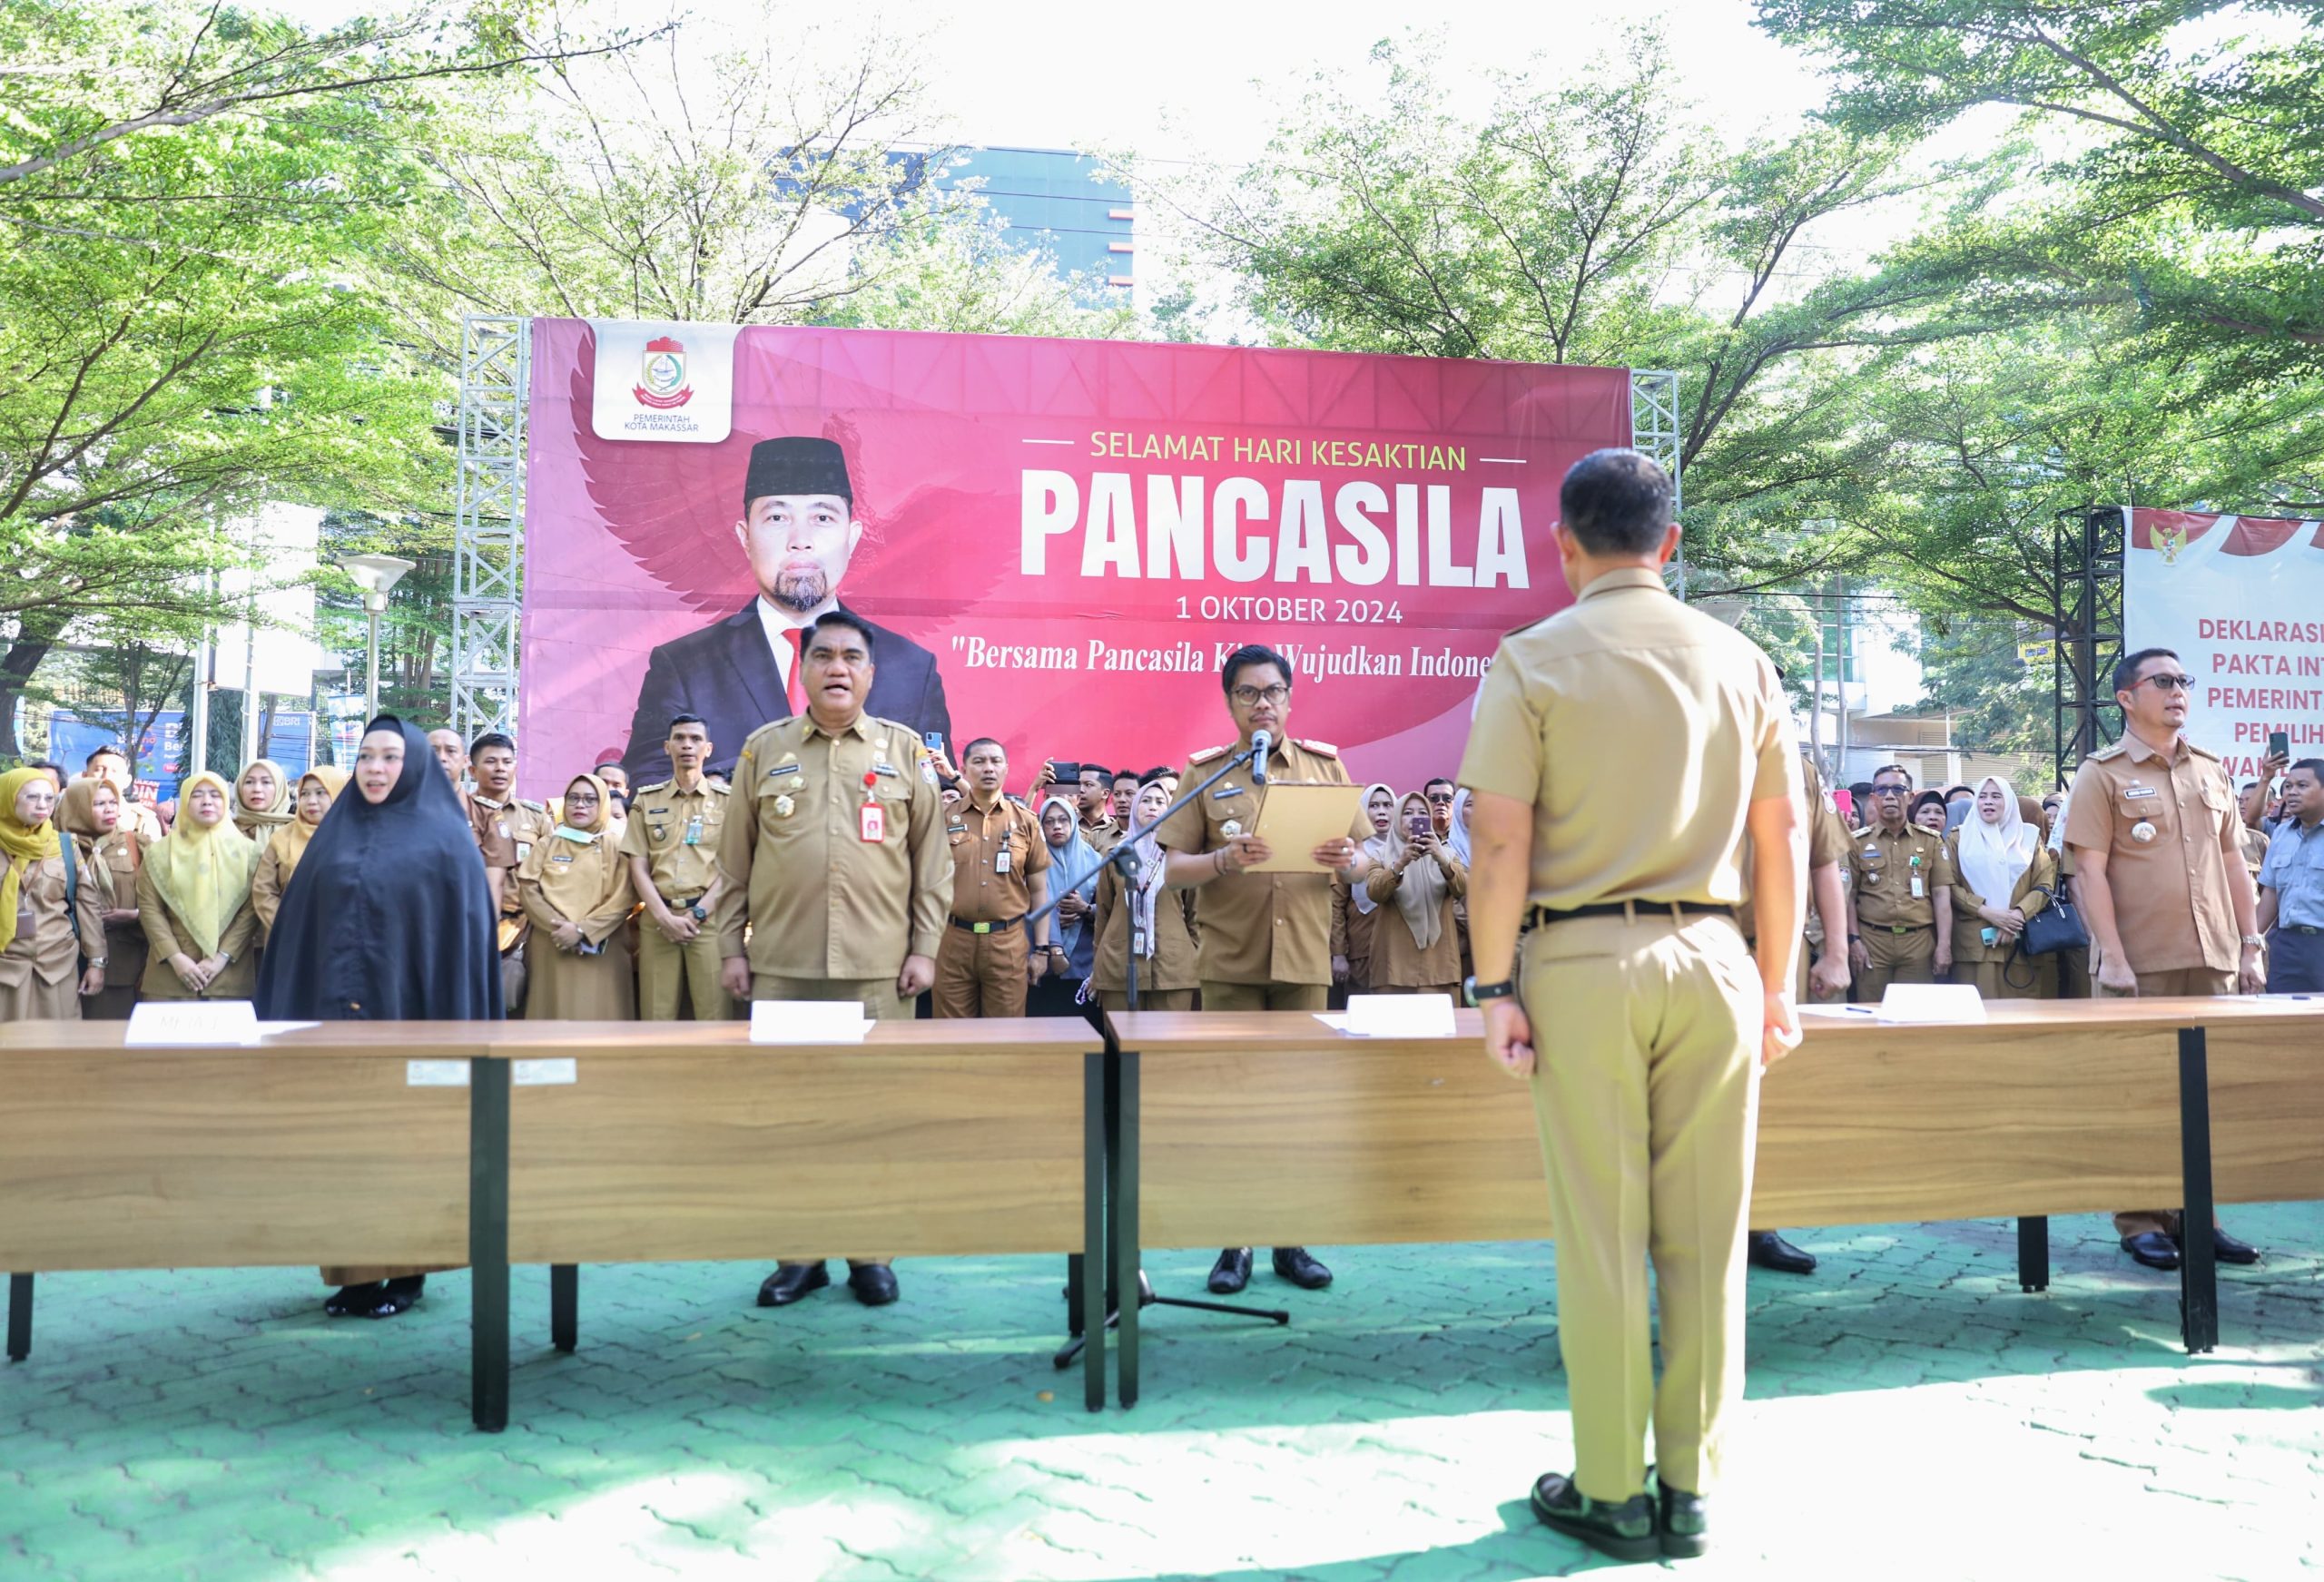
left=2124, top=785, right=2159, bottom=800
left=767, top=763, right=801, bottom=779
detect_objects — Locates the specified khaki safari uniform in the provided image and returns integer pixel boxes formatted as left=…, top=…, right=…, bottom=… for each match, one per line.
left=0, top=851, right=106, bottom=1020
left=1460, top=565, right=1798, bottom=1505
left=1740, top=755, right=1850, bottom=1002
left=621, top=776, right=737, bottom=1022
left=715, top=711, right=951, bottom=1272
left=1945, top=834, right=2059, bottom=1001
left=1330, top=873, right=1378, bottom=993
left=1157, top=736, right=1369, bottom=1013
left=133, top=865, right=260, bottom=1002
left=2063, top=732, right=2247, bottom=1242
left=1846, top=823, right=1955, bottom=1002
left=74, top=829, right=151, bottom=1020
left=1092, top=860, right=1200, bottom=1012
left=933, top=793, right=1049, bottom=1018
left=1362, top=847, right=1468, bottom=992
left=471, top=791, right=552, bottom=1008
left=517, top=830, right=637, bottom=1021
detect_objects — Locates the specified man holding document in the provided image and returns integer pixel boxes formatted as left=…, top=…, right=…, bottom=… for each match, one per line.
left=1159, top=643, right=1374, bottom=1296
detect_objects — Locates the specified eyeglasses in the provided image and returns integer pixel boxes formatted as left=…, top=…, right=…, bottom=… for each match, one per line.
left=1230, top=684, right=1291, bottom=707
left=1870, top=785, right=1910, bottom=797
left=1424, top=792, right=1455, bottom=804
left=2135, top=673, right=2196, bottom=693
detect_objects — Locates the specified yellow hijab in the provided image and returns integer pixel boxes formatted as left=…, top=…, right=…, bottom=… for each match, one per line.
left=264, top=766, right=351, bottom=886
left=519, top=773, right=625, bottom=921
left=149, top=771, right=261, bottom=958
left=0, top=766, right=62, bottom=955
left=232, top=758, right=295, bottom=839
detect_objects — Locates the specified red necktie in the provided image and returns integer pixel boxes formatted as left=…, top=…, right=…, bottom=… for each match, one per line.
left=783, top=627, right=808, bottom=717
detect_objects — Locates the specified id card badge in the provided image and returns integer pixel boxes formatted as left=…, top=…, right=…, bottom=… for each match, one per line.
left=1910, top=875, right=1925, bottom=899
left=859, top=801, right=885, bottom=844
left=995, top=846, right=1012, bottom=875
left=684, top=813, right=703, bottom=846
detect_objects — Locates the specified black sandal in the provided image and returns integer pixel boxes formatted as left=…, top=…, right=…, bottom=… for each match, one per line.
left=325, top=1282, right=387, bottom=1317
left=365, top=1275, right=427, bottom=1319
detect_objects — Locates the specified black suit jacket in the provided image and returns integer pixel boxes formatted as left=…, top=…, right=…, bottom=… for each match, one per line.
left=621, top=602, right=952, bottom=783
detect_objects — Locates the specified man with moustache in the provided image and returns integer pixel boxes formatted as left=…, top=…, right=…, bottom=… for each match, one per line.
left=622, top=437, right=951, bottom=785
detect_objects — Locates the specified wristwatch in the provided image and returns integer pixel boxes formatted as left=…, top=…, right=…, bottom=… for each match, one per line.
left=687, top=903, right=707, bottom=921
left=87, top=956, right=106, bottom=969
left=2240, top=933, right=2266, bottom=948
left=1463, top=976, right=1516, bottom=1007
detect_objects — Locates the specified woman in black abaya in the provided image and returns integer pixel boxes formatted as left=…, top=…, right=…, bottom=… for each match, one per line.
left=258, top=716, right=502, bottom=1317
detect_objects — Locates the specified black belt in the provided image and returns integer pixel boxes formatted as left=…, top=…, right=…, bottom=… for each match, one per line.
left=665, top=894, right=703, bottom=907
left=950, top=914, right=1025, bottom=935
left=2281, top=924, right=2323, bottom=937
left=1529, top=901, right=1735, bottom=928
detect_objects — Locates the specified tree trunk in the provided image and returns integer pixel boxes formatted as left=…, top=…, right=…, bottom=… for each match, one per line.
left=0, top=614, right=65, bottom=762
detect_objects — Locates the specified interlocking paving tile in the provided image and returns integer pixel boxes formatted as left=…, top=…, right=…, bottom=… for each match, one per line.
left=4, top=1208, right=2319, bottom=1579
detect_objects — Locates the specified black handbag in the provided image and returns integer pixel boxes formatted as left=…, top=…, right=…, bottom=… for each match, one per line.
left=2016, top=884, right=2088, bottom=957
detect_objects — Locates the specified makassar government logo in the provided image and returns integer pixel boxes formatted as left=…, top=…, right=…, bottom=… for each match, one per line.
left=633, top=335, right=693, bottom=410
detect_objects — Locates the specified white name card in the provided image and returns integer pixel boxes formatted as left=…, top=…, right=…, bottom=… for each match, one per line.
left=514, top=1057, right=578, bottom=1086
left=125, top=1000, right=261, bottom=1046
left=750, top=999, right=873, bottom=1044
left=1335, top=994, right=1460, bottom=1038
left=1876, top=983, right=1989, bottom=1025
left=406, top=1060, right=471, bottom=1086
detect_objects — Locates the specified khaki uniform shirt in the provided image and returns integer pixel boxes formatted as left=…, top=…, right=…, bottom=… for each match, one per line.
left=945, top=794, right=1049, bottom=924
left=1157, top=736, right=1369, bottom=986
left=1945, top=835, right=2057, bottom=965
left=0, top=852, right=106, bottom=988
left=1092, top=866, right=1200, bottom=992
left=619, top=777, right=731, bottom=902
left=1848, top=824, right=1955, bottom=930
left=469, top=793, right=553, bottom=916
left=1459, top=566, right=1798, bottom=909
left=714, top=712, right=952, bottom=979
left=2063, top=732, right=2241, bottom=974
left=1739, top=754, right=1850, bottom=942
left=1084, top=816, right=1123, bottom=855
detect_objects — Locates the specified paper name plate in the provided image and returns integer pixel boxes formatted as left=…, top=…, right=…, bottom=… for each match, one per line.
left=750, top=999, right=873, bottom=1044
left=1876, top=984, right=1988, bottom=1025
left=1337, top=993, right=1459, bottom=1038
left=126, top=999, right=261, bottom=1046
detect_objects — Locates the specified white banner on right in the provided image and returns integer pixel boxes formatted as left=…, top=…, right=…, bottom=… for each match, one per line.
left=2121, top=507, right=2324, bottom=780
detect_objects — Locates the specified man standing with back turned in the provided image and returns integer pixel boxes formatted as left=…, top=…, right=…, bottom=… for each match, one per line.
left=1462, top=448, right=1804, bottom=1564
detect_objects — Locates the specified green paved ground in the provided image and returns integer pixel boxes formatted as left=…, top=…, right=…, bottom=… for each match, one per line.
left=5, top=1208, right=2320, bottom=1580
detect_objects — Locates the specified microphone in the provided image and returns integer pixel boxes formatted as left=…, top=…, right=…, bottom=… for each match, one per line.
left=1250, top=730, right=1272, bottom=786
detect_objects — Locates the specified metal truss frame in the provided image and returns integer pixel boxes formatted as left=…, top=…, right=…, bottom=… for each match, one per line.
left=1630, top=368, right=1685, bottom=597
left=2051, top=505, right=2125, bottom=790
left=452, top=316, right=530, bottom=747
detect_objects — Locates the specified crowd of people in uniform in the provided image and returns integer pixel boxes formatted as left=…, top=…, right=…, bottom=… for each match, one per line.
left=3, top=446, right=2320, bottom=1562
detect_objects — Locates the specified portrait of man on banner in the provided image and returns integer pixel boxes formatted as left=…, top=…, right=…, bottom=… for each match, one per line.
left=620, top=436, right=952, bottom=782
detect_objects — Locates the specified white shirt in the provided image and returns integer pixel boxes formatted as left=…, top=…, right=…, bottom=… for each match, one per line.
left=753, top=594, right=837, bottom=696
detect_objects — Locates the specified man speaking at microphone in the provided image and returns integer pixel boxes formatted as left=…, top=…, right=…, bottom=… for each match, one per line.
left=1158, top=643, right=1376, bottom=1297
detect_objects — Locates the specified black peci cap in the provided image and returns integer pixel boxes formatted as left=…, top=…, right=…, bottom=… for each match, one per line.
left=743, top=437, right=852, bottom=512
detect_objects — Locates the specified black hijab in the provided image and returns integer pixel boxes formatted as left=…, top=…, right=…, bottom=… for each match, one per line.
left=256, top=716, right=503, bottom=1020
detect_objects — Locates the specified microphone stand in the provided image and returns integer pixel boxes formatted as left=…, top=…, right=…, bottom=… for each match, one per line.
left=1034, top=745, right=1293, bottom=1371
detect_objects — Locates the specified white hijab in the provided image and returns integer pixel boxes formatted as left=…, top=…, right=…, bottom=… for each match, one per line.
left=1448, top=787, right=1472, bottom=866
left=1352, top=782, right=1397, bottom=917
left=1380, top=790, right=1450, bottom=951
left=1956, top=775, right=2040, bottom=905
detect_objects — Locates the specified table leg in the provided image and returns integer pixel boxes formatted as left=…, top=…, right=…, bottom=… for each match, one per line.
left=6, top=1272, right=30, bottom=1361
left=550, top=1264, right=578, bottom=1354
left=2016, top=1217, right=2049, bottom=1292
left=1114, top=1049, right=1140, bottom=1410
left=470, top=1056, right=511, bottom=1432
left=2176, top=1027, right=2217, bottom=1354
left=1082, top=1050, right=1106, bottom=1411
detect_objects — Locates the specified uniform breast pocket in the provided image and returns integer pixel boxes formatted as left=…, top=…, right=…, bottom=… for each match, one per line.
left=1857, top=853, right=1886, bottom=887
left=2119, top=795, right=2170, bottom=833
left=947, top=829, right=970, bottom=848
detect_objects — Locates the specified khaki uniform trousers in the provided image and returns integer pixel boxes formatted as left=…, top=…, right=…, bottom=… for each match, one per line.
left=1198, top=980, right=1329, bottom=1013
left=1098, top=988, right=1196, bottom=1012
left=752, top=973, right=911, bottom=1266
left=932, top=923, right=1030, bottom=1018
left=2098, top=963, right=2235, bottom=1240
left=637, top=923, right=736, bottom=1021
left=1963, top=955, right=2056, bottom=1001
left=1521, top=912, right=1762, bottom=1503
left=1851, top=925, right=1935, bottom=1003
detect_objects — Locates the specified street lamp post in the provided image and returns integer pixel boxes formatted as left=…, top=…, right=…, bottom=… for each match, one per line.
left=338, top=555, right=416, bottom=720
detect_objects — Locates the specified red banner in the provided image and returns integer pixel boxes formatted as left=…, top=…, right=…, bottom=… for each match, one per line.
left=517, top=319, right=1631, bottom=796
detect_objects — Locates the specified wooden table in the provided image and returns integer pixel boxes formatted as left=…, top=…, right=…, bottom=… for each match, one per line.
left=1105, top=996, right=2324, bottom=1406
left=1, top=1018, right=1106, bottom=1430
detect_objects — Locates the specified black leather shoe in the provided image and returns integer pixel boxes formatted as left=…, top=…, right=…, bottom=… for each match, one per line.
left=1746, top=1230, right=1817, bottom=1275
left=757, top=1262, right=830, bottom=1307
left=1529, top=1472, right=1658, bottom=1563
left=1207, top=1247, right=1253, bottom=1294
left=2177, top=1227, right=2261, bottom=1266
left=2121, top=1232, right=2180, bottom=1271
left=847, top=1263, right=900, bottom=1306
left=1656, top=1475, right=1709, bottom=1559
left=1271, top=1246, right=1334, bottom=1290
